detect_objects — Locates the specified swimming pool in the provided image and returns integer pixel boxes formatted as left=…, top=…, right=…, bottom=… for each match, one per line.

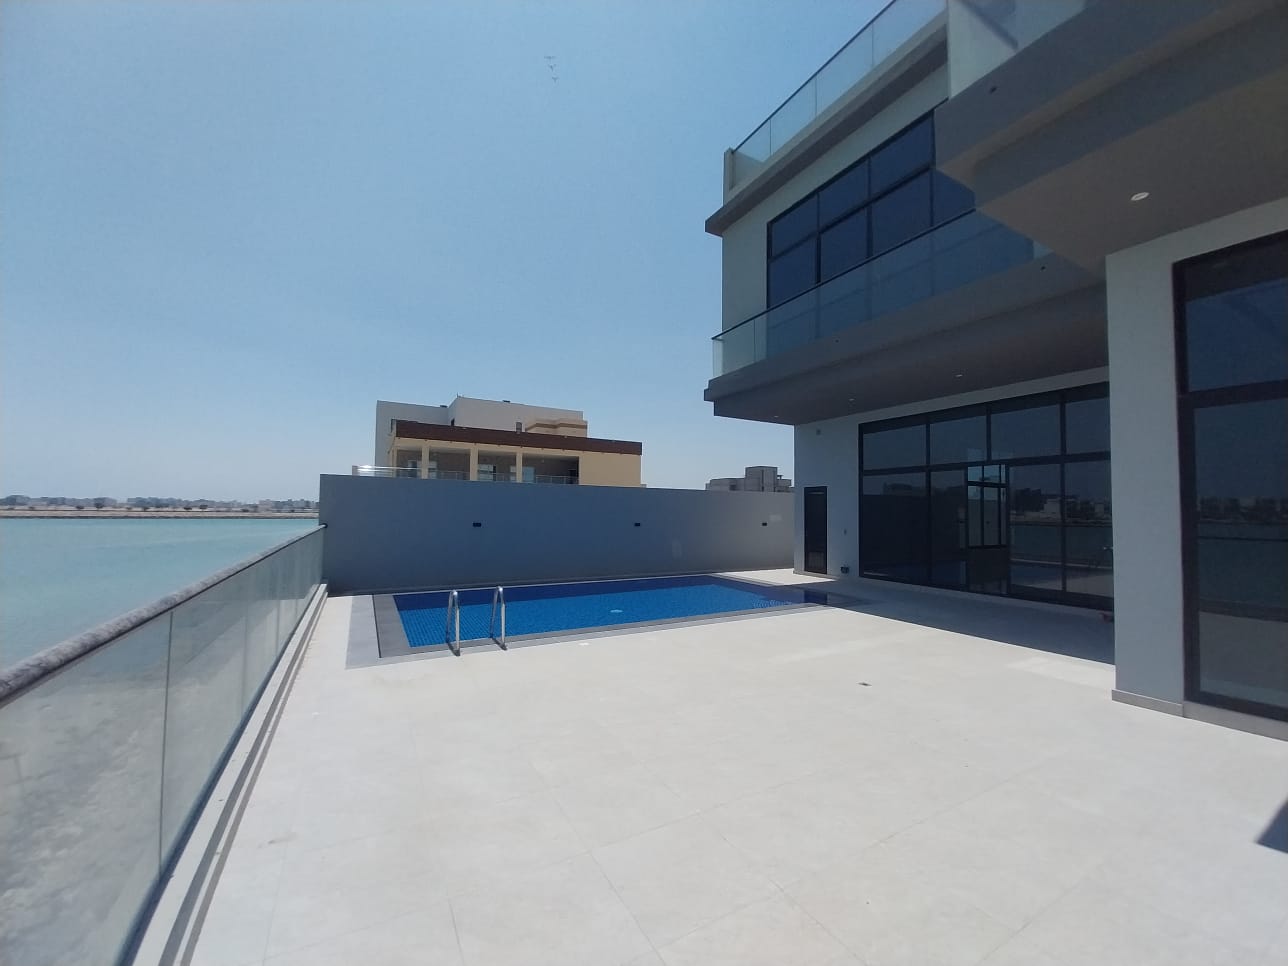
left=383, top=574, right=830, bottom=653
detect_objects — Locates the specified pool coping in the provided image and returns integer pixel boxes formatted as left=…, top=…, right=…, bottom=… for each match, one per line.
left=365, top=575, right=861, bottom=662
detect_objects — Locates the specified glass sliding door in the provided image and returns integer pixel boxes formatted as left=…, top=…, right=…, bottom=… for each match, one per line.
left=1176, top=233, right=1288, bottom=720
left=1008, top=463, right=1063, bottom=597
left=858, top=384, right=1111, bottom=608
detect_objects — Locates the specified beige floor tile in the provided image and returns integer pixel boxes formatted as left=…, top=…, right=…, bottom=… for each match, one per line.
left=551, top=762, right=695, bottom=848
left=657, top=894, right=858, bottom=966
left=450, top=853, right=651, bottom=966
left=262, top=903, right=461, bottom=966
left=593, top=814, right=779, bottom=947
left=787, top=842, right=1015, bottom=966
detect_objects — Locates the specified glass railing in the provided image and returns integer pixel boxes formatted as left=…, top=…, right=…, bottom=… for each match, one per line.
left=948, top=0, right=1087, bottom=95
left=730, top=0, right=945, bottom=190
left=0, top=527, right=325, bottom=966
left=712, top=210, right=1034, bottom=376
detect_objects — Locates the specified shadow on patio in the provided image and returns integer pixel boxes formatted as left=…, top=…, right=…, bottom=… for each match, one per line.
left=782, top=576, right=1114, bottom=665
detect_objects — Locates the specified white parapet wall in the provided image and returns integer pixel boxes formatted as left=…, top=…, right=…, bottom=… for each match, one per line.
left=318, top=475, right=794, bottom=595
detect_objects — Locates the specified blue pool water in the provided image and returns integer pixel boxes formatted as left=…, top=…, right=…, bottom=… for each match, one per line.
left=395, top=575, right=817, bottom=648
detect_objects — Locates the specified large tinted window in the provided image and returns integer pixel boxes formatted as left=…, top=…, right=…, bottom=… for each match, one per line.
left=768, top=242, right=817, bottom=306
left=932, top=171, right=974, bottom=224
left=860, top=384, right=1111, bottom=608
left=929, top=470, right=967, bottom=587
left=990, top=398, right=1060, bottom=460
left=1191, top=399, right=1288, bottom=712
left=1065, top=387, right=1110, bottom=454
left=870, top=173, right=932, bottom=255
left=861, top=473, right=928, bottom=581
left=770, top=197, right=817, bottom=256
left=1178, top=234, right=1288, bottom=720
left=820, top=210, right=869, bottom=281
left=928, top=411, right=986, bottom=465
left=1063, top=461, right=1113, bottom=600
left=870, top=117, right=933, bottom=193
left=1009, top=464, right=1063, bottom=596
left=818, top=161, right=868, bottom=223
left=763, top=111, right=962, bottom=311
left=1182, top=235, right=1288, bottom=392
left=863, top=422, right=924, bottom=470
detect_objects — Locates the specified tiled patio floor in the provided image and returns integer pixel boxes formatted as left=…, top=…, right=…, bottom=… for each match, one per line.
left=191, top=572, right=1288, bottom=966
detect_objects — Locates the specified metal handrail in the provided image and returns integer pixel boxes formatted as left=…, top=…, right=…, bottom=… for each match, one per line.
left=444, top=589, right=461, bottom=656
left=489, top=586, right=507, bottom=649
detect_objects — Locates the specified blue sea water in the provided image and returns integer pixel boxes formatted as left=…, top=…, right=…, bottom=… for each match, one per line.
left=395, top=575, right=809, bottom=648
left=0, top=518, right=318, bottom=667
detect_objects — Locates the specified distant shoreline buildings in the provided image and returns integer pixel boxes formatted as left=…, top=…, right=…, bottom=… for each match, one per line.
left=0, top=495, right=316, bottom=513
left=706, top=465, right=792, bottom=493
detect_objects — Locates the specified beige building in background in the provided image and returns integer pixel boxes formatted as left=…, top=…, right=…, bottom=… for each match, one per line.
left=362, top=396, right=643, bottom=487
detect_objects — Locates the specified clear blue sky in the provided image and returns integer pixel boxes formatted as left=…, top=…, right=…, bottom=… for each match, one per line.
left=0, top=0, right=878, bottom=500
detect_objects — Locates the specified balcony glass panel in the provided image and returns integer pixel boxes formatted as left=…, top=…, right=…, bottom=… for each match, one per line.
left=932, top=170, right=975, bottom=224
left=713, top=211, right=1034, bottom=377
left=870, top=172, right=932, bottom=255
left=729, top=0, right=945, bottom=191
left=0, top=528, right=323, bottom=966
left=768, top=241, right=819, bottom=306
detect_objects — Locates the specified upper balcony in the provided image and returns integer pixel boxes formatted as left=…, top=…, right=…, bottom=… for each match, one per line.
left=712, top=209, right=1034, bottom=378
left=728, top=0, right=946, bottom=195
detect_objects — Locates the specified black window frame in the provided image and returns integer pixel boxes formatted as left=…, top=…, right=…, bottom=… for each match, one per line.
left=1174, top=230, right=1288, bottom=723
left=857, top=384, right=1112, bottom=610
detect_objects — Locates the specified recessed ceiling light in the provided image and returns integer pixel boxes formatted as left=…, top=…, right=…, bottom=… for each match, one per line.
left=848, top=397, right=855, bottom=402
left=1130, top=191, right=1150, bottom=202
left=954, top=373, right=964, bottom=378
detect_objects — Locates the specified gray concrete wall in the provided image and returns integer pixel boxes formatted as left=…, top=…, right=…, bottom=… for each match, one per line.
left=318, top=475, right=793, bottom=595
left=1105, top=196, right=1288, bottom=709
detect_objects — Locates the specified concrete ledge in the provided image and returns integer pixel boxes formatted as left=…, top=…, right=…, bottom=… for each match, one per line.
left=1112, top=689, right=1184, bottom=716
left=1183, top=701, right=1288, bottom=742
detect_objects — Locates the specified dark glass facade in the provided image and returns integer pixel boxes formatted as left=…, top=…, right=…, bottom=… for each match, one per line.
left=1176, top=233, right=1288, bottom=721
left=859, top=385, right=1112, bottom=608
left=765, top=114, right=976, bottom=309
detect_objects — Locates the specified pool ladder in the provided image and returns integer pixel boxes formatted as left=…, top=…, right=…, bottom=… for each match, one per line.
left=444, top=590, right=462, bottom=656
left=489, top=586, right=507, bottom=649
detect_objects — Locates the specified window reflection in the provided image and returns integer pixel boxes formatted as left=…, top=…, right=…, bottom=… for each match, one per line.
left=859, top=384, right=1112, bottom=608
left=1179, top=234, right=1288, bottom=719
left=861, top=473, right=928, bottom=582
left=1063, top=461, right=1113, bottom=600
left=1009, top=463, right=1062, bottom=595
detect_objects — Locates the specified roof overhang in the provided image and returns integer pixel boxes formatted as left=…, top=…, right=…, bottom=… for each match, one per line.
left=936, top=0, right=1288, bottom=269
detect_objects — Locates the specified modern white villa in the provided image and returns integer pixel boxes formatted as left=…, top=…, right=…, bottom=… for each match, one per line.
left=704, top=0, right=1287, bottom=735
left=1, top=4, right=1285, bottom=966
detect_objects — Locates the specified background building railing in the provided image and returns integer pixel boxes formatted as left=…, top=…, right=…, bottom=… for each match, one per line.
left=351, top=464, right=414, bottom=477
left=712, top=210, right=1034, bottom=376
left=730, top=0, right=945, bottom=190
left=351, top=467, right=577, bottom=484
left=0, top=527, right=325, bottom=966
